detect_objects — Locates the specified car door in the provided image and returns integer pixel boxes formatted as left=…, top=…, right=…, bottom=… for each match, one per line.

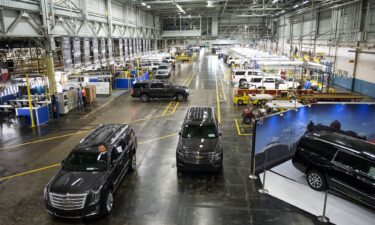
left=330, top=150, right=374, bottom=202
left=149, top=82, right=166, bottom=98
left=263, top=78, right=275, bottom=89
left=110, top=147, right=122, bottom=188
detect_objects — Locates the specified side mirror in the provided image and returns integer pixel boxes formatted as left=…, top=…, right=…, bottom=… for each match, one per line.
left=178, top=131, right=181, bottom=136
left=61, top=159, right=65, bottom=165
left=219, top=133, right=222, bottom=136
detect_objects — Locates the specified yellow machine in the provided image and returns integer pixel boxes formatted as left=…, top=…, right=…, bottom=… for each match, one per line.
left=233, top=92, right=250, bottom=105
left=176, top=55, right=192, bottom=62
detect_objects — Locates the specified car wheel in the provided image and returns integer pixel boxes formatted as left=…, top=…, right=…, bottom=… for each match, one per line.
left=176, top=93, right=184, bottom=102
left=100, top=189, right=113, bottom=216
left=238, top=100, right=243, bottom=105
left=129, top=151, right=136, bottom=172
left=140, top=94, right=149, bottom=102
left=239, top=79, right=246, bottom=86
left=306, top=170, right=327, bottom=191
left=243, top=116, right=251, bottom=124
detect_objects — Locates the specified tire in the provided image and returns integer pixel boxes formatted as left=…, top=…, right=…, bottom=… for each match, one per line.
left=239, top=79, right=247, bottom=86
left=238, top=100, right=243, bottom=105
left=140, top=94, right=149, bottom=102
left=306, top=170, right=327, bottom=191
left=129, top=151, right=136, bottom=172
left=243, top=116, right=251, bottom=124
left=100, top=189, right=113, bottom=216
left=176, top=93, right=184, bottom=102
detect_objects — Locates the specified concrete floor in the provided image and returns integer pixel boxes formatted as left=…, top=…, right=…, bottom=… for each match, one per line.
left=0, top=50, right=328, bottom=225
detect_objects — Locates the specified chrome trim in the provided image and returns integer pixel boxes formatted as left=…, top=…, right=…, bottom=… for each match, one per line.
left=49, top=192, right=87, bottom=210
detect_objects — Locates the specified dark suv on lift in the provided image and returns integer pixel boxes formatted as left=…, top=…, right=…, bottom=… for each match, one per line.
left=44, top=124, right=137, bottom=219
left=176, top=107, right=223, bottom=172
left=292, top=131, right=375, bottom=208
left=131, top=79, right=189, bottom=102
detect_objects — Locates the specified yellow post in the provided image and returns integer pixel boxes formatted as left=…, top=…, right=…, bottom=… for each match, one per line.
left=26, top=74, right=35, bottom=127
left=136, top=55, right=140, bottom=77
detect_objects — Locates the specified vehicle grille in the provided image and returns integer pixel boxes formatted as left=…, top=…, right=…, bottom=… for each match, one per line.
left=49, top=192, right=87, bottom=210
left=180, top=152, right=214, bottom=163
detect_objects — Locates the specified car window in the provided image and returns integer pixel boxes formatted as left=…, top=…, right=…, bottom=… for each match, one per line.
left=181, top=125, right=218, bottom=139
left=111, top=148, right=120, bottom=162
left=264, top=78, right=274, bottom=83
left=63, top=151, right=107, bottom=172
left=334, top=151, right=371, bottom=174
left=235, top=71, right=246, bottom=76
left=251, top=78, right=262, bottom=83
left=301, top=138, right=336, bottom=160
left=150, top=83, right=164, bottom=88
left=133, top=83, right=148, bottom=88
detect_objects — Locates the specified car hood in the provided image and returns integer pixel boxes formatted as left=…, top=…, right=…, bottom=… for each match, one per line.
left=48, top=170, right=106, bottom=194
left=179, top=138, right=220, bottom=153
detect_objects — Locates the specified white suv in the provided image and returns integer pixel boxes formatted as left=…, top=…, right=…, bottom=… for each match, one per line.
left=249, top=76, right=295, bottom=90
left=155, top=63, right=172, bottom=79
left=231, top=69, right=263, bottom=85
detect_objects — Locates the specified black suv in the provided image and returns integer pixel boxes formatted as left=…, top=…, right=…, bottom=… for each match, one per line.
left=292, top=131, right=375, bottom=208
left=131, top=79, right=189, bottom=102
left=44, top=124, right=137, bottom=219
left=176, top=107, right=223, bottom=172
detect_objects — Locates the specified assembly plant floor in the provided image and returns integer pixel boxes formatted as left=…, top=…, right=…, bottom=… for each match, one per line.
left=0, top=51, right=325, bottom=225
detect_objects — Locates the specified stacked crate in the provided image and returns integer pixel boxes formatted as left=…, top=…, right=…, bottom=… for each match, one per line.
left=84, top=85, right=96, bottom=104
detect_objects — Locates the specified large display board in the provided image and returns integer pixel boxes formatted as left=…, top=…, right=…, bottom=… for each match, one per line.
left=83, top=37, right=91, bottom=68
left=61, top=37, right=73, bottom=72
left=252, top=103, right=375, bottom=174
left=92, top=37, right=100, bottom=68
left=72, top=37, right=81, bottom=69
left=100, top=38, right=107, bottom=66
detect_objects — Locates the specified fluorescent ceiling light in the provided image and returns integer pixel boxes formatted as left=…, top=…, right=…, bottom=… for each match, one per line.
left=147, top=5, right=150, bottom=8
left=207, top=1, right=213, bottom=7
left=293, top=4, right=299, bottom=8
left=141, top=2, right=146, bottom=6
left=176, top=4, right=185, bottom=14
left=272, top=0, right=278, bottom=3
left=280, top=10, right=285, bottom=13
left=303, top=0, right=309, bottom=4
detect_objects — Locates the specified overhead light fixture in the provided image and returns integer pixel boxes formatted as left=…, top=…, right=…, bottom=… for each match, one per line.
left=293, top=4, right=299, bottom=8
left=147, top=5, right=150, bottom=8
left=176, top=4, right=185, bottom=14
left=303, top=0, right=309, bottom=4
left=272, top=0, right=278, bottom=3
left=207, top=1, right=213, bottom=7
left=141, top=2, right=146, bottom=6
left=280, top=10, right=285, bottom=13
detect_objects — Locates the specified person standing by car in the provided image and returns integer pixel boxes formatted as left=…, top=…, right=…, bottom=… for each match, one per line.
left=81, top=85, right=87, bottom=107
left=77, top=87, right=83, bottom=110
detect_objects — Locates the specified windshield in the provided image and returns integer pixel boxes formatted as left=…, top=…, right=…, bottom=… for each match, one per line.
left=62, top=151, right=107, bottom=172
left=159, top=66, right=168, bottom=70
left=181, top=125, right=218, bottom=139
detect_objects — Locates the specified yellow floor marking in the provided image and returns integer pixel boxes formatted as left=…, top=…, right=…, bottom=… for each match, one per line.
left=0, top=133, right=178, bottom=181
left=216, top=80, right=221, bottom=124
left=162, top=101, right=173, bottom=116
left=0, top=114, right=174, bottom=151
left=0, top=130, right=90, bottom=151
left=0, top=163, right=61, bottom=181
left=234, top=118, right=253, bottom=136
left=171, top=102, right=180, bottom=114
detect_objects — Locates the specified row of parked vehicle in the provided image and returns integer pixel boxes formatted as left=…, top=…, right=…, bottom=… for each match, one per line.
left=43, top=106, right=223, bottom=219
left=139, top=55, right=177, bottom=79
left=231, top=69, right=299, bottom=90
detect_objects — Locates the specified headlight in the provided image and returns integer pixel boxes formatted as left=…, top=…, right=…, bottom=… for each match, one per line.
left=88, top=186, right=102, bottom=205
left=43, top=187, right=49, bottom=201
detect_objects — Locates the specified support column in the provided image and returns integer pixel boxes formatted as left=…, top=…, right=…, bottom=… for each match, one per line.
left=212, top=16, right=218, bottom=37
left=107, top=0, right=112, bottom=37
left=44, top=37, right=57, bottom=94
